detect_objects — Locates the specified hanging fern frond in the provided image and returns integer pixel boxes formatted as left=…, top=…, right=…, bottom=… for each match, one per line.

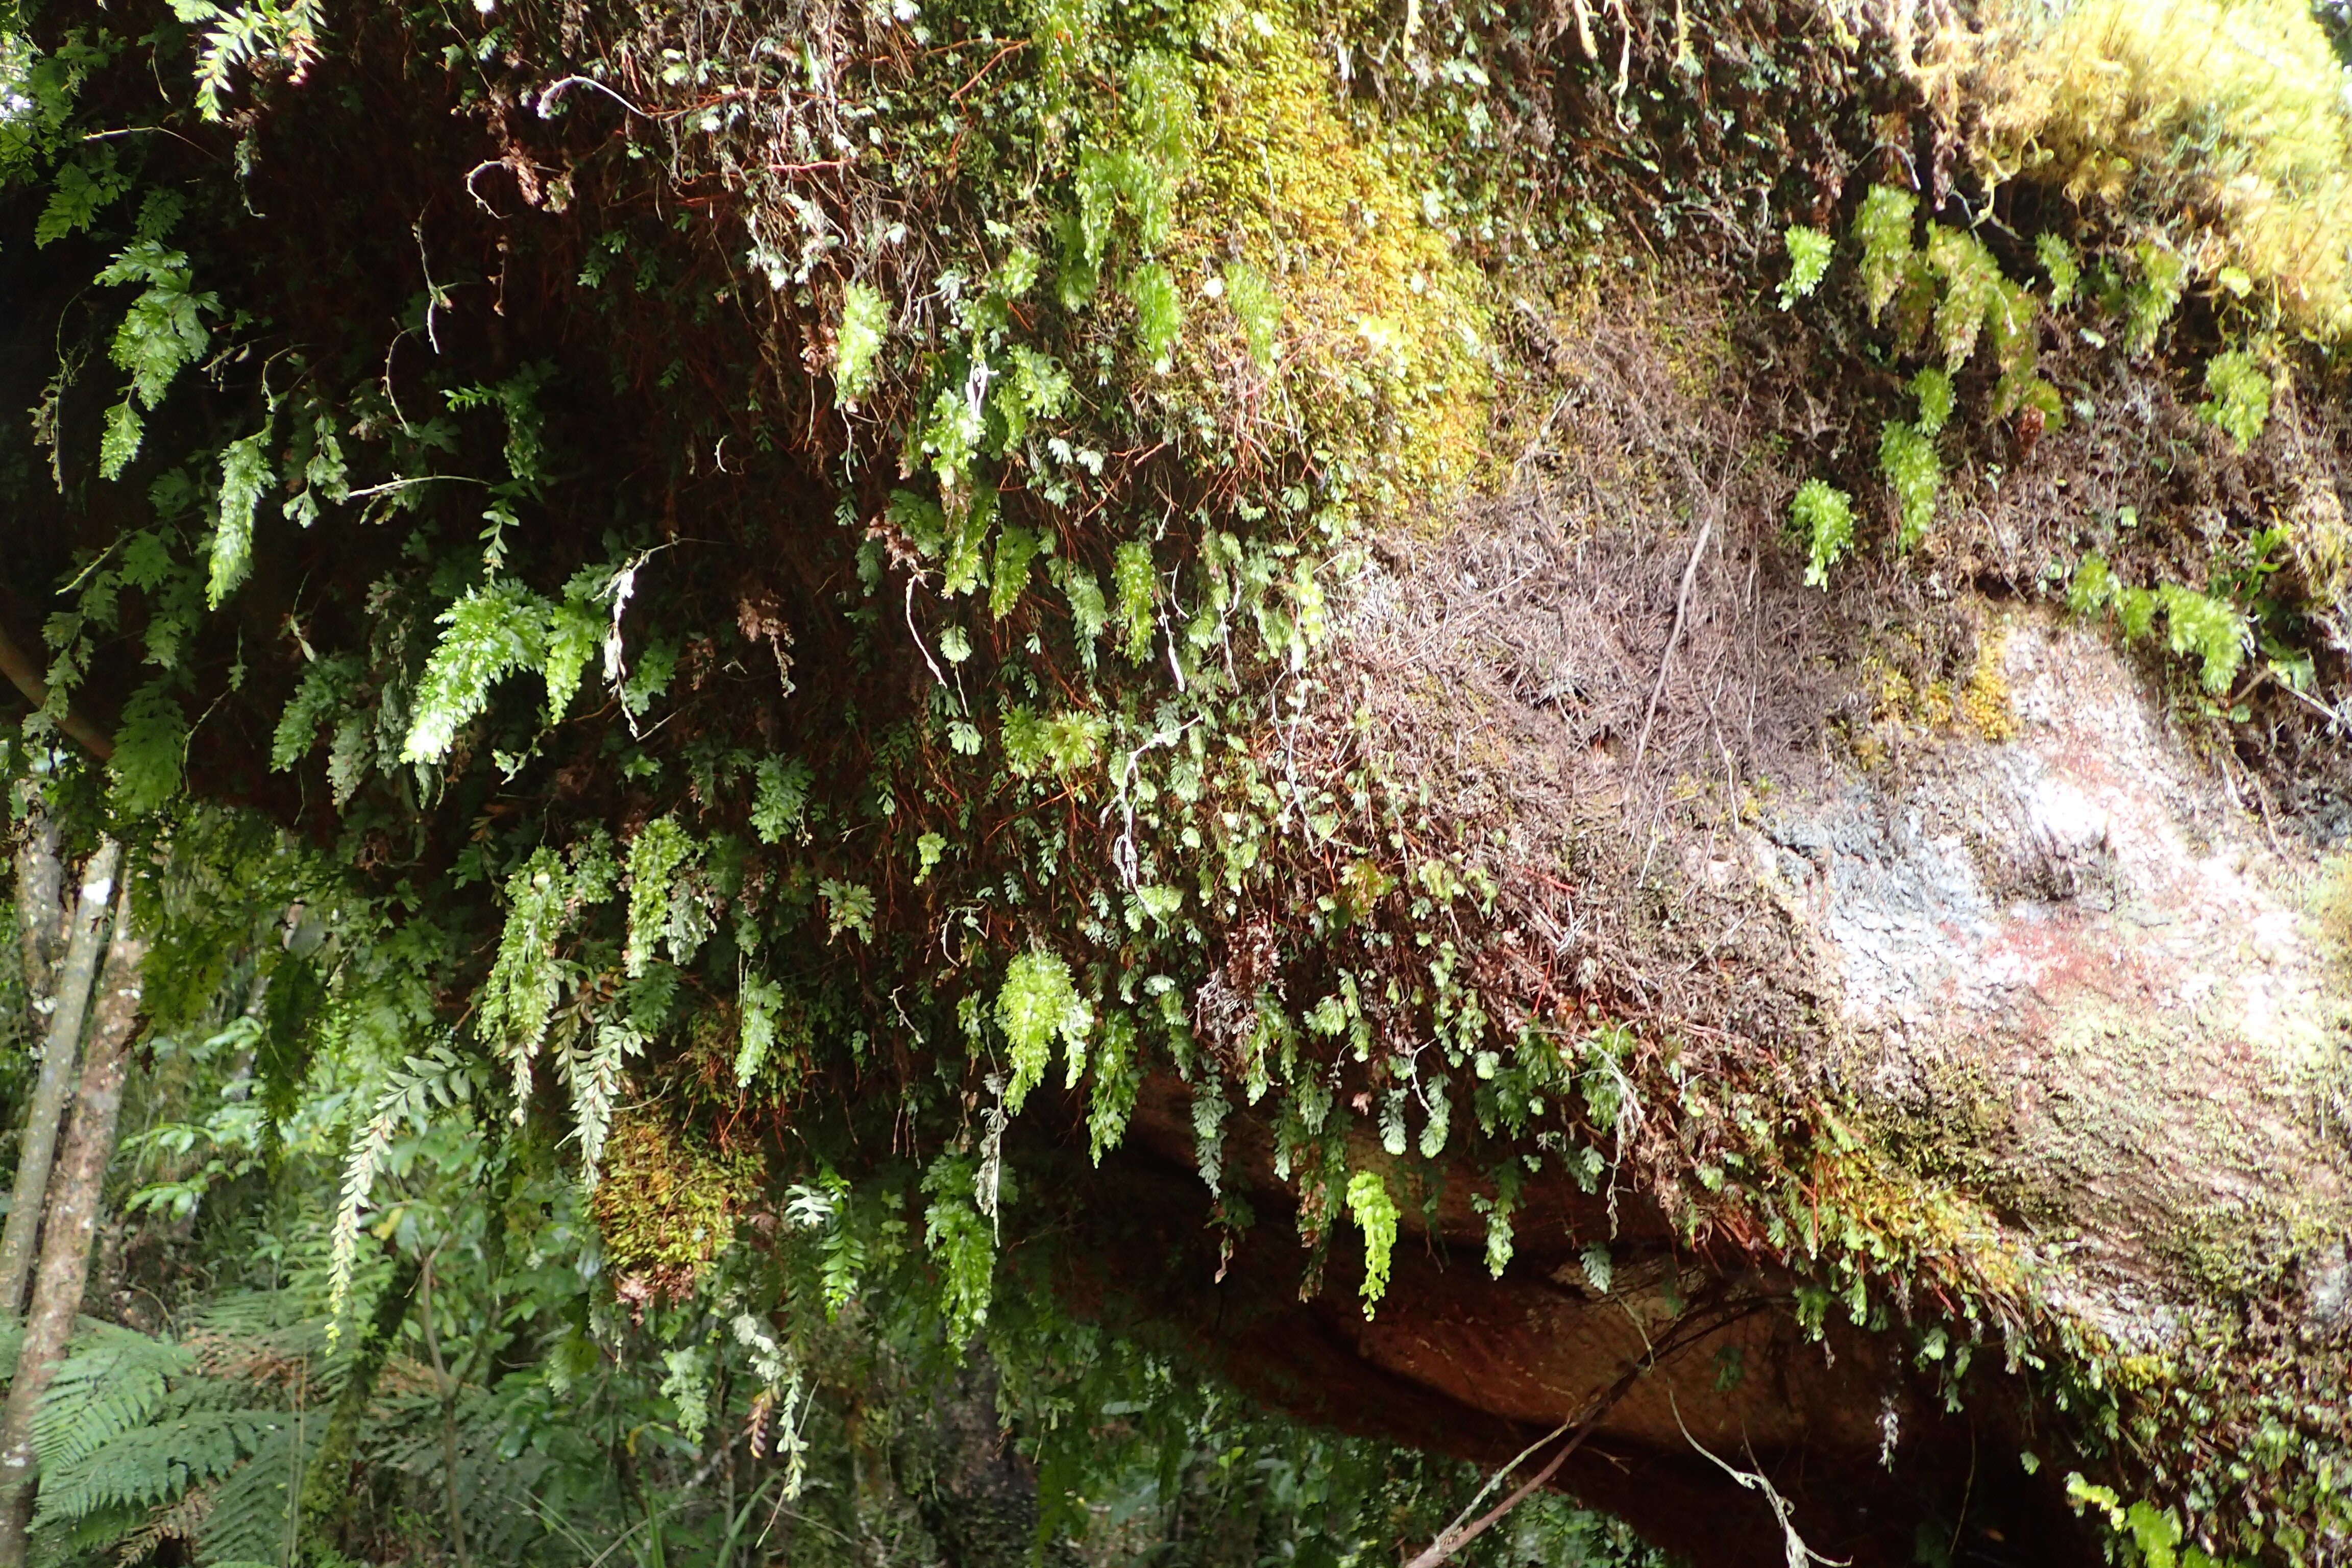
left=327, top=1044, right=477, bottom=1330
left=475, top=847, right=577, bottom=1116
left=564, top=1016, right=643, bottom=1187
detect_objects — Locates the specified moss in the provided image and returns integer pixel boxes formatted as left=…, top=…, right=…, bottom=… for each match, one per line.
left=1154, top=0, right=1493, bottom=513
left=1977, top=0, right=2352, bottom=341
left=1958, top=622, right=2017, bottom=741
left=592, top=1114, right=766, bottom=1305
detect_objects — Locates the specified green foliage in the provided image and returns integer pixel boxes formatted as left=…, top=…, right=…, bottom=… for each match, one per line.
left=1790, top=478, right=1856, bottom=589
left=834, top=282, right=890, bottom=407
left=1130, top=261, right=1183, bottom=366
left=1853, top=184, right=1918, bottom=323
left=2037, top=231, right=2081, bottom=308
left=995, top=950, right=1092, bottom=1112
left=2068, top=554, right=2250, bottom=694
left=1112, top=539, right=1158, bottom=660
left=11, top=0, right=2349, bottom=1555
left=35, top=146, right=128, bottom=245
left=109, top=680, right=188, bottom=817
left=1225, top=261, right=1280, bottom=371
left=1989, top=0, right=2352, bottom=340
left=1908, top=365, right=1954, bottom=437
left=93, top=242, right=216, bottom=479
left=2123, top=241, right=2188, bottom=356
left=209, top=425, right=272, bottom=607
left=624, top=816, right=697, bottom=978
left=401, top=581, right=552, bottom=765
left=1878, top=421, right=1940, bottom=549
left=1779, top=223, right=1832, bottom=307
left=2198, top=350, right=2272, bottom=449
left=476, top=847, right=575, bottom=1102
left=1344, top=1169, right=1397, bottom=1315
left=173, top=0, right=325, bottom=119
left=1925, top=225, right=2004, bottom=370
left=923, top=1157, right=996, bottom=1343
left=329, top=1044, right=479, bottom=1325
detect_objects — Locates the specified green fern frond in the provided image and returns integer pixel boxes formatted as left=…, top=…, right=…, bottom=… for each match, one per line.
left=32, top=1409, right=285, bottom=1525
left=193, top=1428, right=298, bottom=1568
left=564, top=1017, right=643, bottom=1187
left=31, top=1323, right=191, bottom=1475
left=476, top=847, right=577, bottom=1113
left=327, top=1044, right=476, bottom=1330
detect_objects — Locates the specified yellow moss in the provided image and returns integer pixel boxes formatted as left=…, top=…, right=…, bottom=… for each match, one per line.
left=2311, top=852, right=2352, bottom=972
left=1861, top=625, right=2015, bottom=741
left=1977, top=0, right=2352, bottom=341
left=1160, top=0, right=1493, bottom=513
left=1958, top=625, right=2017, bottom=740
left=592, top=1114, right=764, bottom=1299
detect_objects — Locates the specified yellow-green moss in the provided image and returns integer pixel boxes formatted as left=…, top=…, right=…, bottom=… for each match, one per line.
left=1157, top=0, right=1493, bottom=513
left=592, top=1114, right=766, bottom=1302
left=1978, top=0, right=2352, bottom=341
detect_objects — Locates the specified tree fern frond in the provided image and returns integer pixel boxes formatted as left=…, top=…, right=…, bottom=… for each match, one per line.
left=110, top=1484, right=211, bottom=1567
left=32, top=1409, right=285, bottom=1525
left=194, top=1427, right=298, bottom=1568
left=32, top=1323, right=191, bottom=1474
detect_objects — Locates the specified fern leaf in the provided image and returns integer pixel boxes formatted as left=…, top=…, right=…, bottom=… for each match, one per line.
left=32, top=1323, right=191, bottom=1475
left=476, top=847, right=575, bottom=1114
left=328, top=1045, right=474, bottom=1330
left=193, top=1427, right=297, bottom=1568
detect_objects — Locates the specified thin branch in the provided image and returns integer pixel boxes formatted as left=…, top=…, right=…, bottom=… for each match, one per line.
left=1633, top=513, right=1713, bottom=770
left=1670, top=1393, right=1849, bottom=1568
left=1403, top=1294, right=1763, bottom=1568
left=0, top=622, right=114, bottom=761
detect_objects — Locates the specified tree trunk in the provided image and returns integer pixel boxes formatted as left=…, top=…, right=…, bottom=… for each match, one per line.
left=10, top=795, right=63, bottom=1024
left=0, top=838, right=119, bottom=1318
left=0, top=878, right=144, bottom=1567
left=297, top=1247, right=423, bottom=1547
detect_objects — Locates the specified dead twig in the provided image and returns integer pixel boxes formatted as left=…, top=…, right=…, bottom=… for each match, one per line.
left=1670, top=1392, right=1849, bottom=1568
left=1403, top=1294, right=1762, bottom=1568
left=1633, top=514, right=1713, bottom=770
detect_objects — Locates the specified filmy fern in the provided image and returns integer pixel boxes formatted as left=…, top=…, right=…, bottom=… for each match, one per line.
left=2198, top=350, right=2272, bottom=449
left=834, top=281, right=890, bottom=406
left=624, top=816, right=697, bottom=977
left=1879, top=421, right=1941, bottom=549
left=1790, top=478, right=1856, bottom=589
left=1344, top=1170, right=1397, bottom=1316
left=995, top=950, right=1093, bottom=1113
left=209, top=423, right=274, bottom=607
left=1778, top=223, right=1832, bottom=307
left=401, top=580, right=549, bottom=764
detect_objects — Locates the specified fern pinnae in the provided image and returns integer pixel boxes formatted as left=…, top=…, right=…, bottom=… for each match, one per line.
left=565, top=1016, right=642, bottom=1187
left=326, top=1045, right=474, bottom=1336
left=476, top=847, right=576, bottom=1120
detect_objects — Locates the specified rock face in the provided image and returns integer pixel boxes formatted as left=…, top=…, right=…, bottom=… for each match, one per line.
left=1766, top=612, right=2352, bottom=1341
left=1072, top=363, right=2352, bottom=1562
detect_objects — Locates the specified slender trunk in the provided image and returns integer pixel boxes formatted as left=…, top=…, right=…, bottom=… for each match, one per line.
left=11, top=798, right=63, bottom=1022
left=0, top=881, right=143, bottom=1567
left=297, top=1248, right=422, bottom=1545
left=416, top=1253, right=473, bottom=1568
left=0, top=839, right=120, bottom=1319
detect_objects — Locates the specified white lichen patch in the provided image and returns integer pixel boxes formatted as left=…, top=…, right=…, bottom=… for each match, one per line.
left=1754, top=608, right=2352, bottom=1327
